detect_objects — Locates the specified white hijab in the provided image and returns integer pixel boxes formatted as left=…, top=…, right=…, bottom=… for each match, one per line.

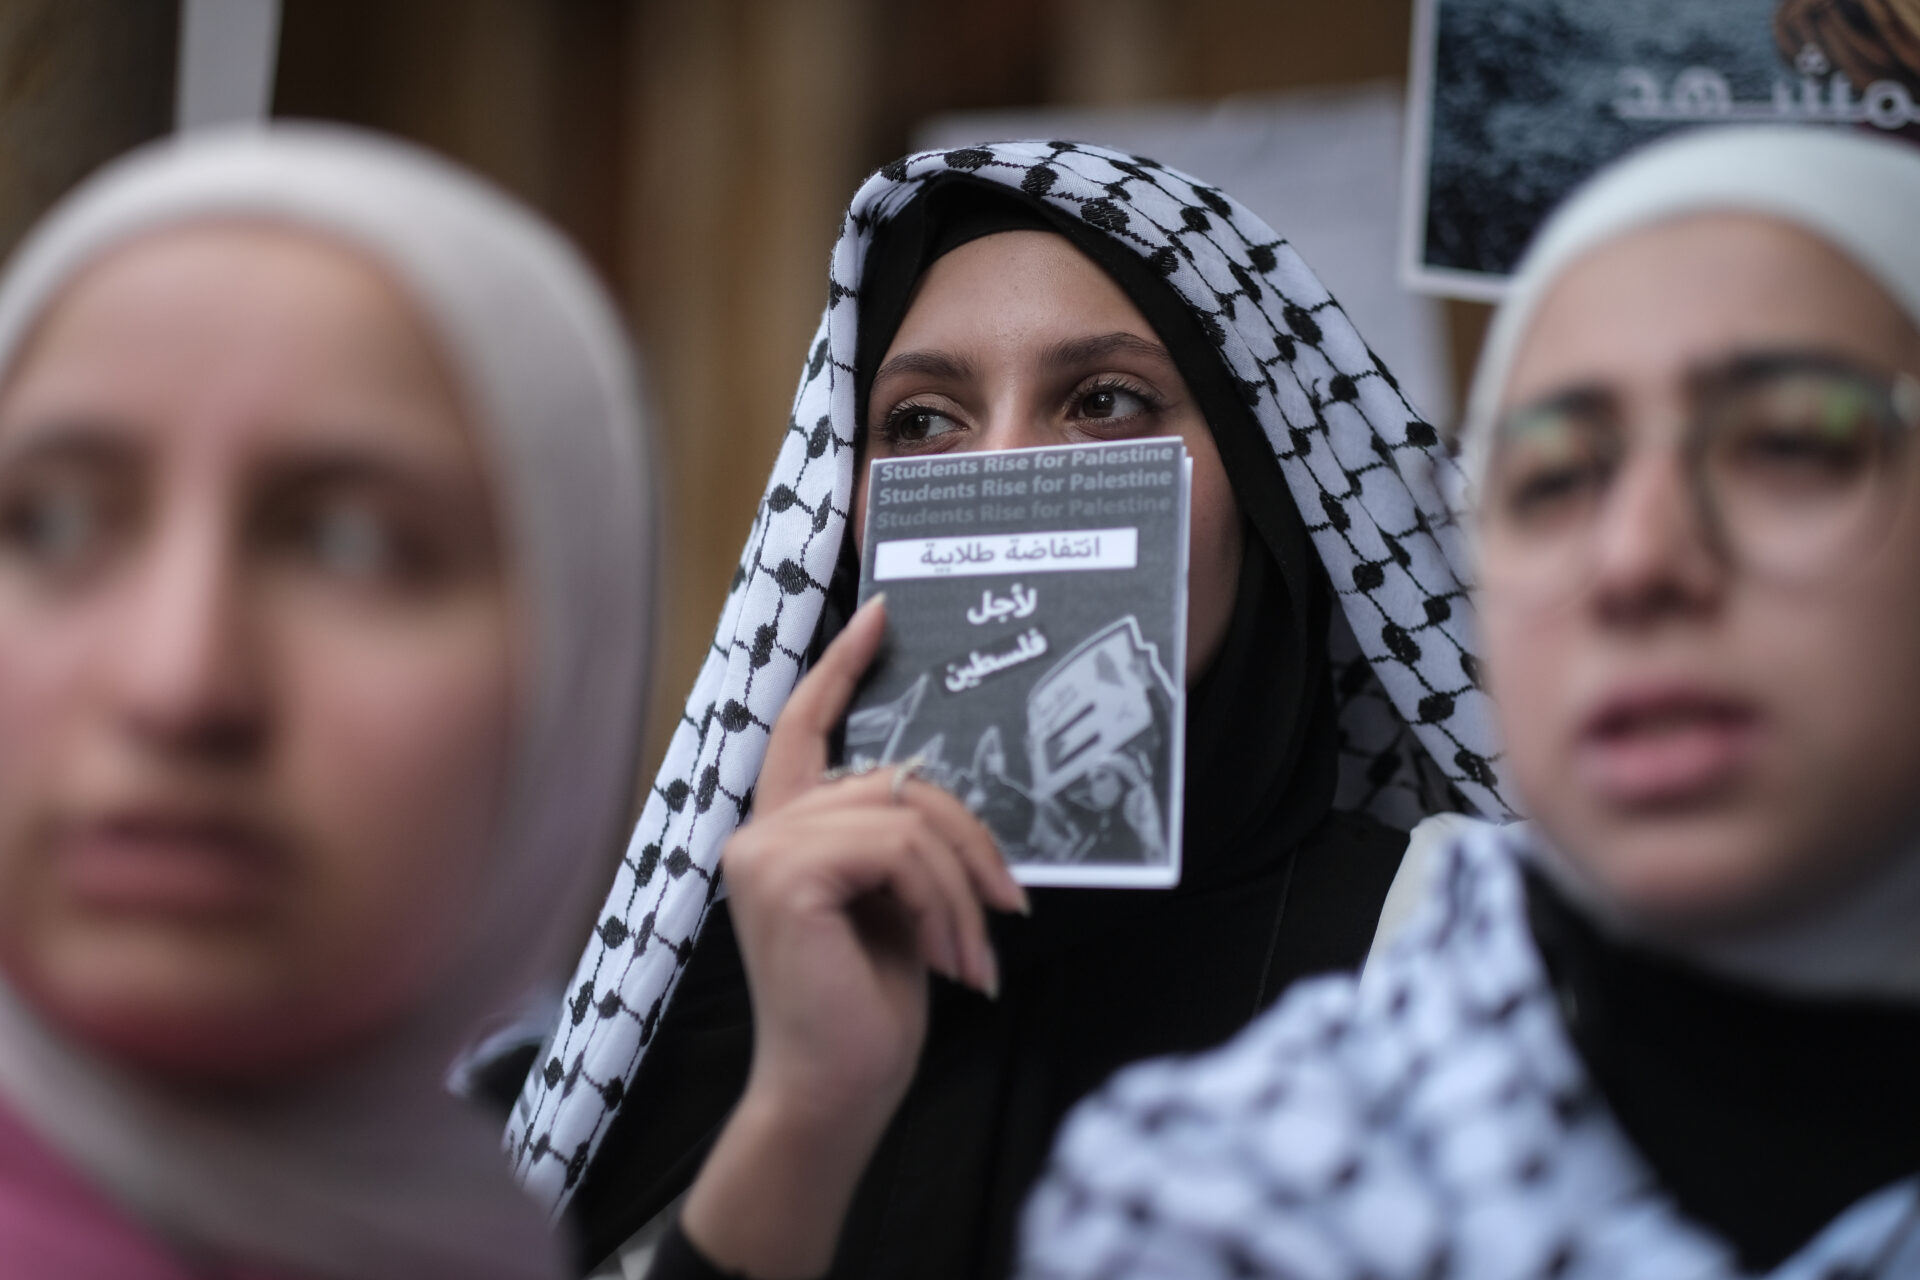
left=1460, top=125, right=1920, bottom=1002
left=0, top=125, right=652, bottom=1277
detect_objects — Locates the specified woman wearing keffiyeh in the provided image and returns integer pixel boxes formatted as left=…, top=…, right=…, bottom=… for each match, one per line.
left=510, top=140, right=1507, bottom=1278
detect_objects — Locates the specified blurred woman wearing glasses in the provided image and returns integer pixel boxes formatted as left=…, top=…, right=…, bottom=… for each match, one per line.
left=1018, top=126, right=1920, bottom=1279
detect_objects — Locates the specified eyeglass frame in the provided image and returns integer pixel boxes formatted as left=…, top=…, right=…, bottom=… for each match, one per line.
left=1439, top=353, right=1920, bottom=606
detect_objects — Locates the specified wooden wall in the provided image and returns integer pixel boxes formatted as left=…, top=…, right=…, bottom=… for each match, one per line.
left=0, top=0, right=177, bottom=261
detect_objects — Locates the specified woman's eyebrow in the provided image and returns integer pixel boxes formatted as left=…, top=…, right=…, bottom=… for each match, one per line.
left=0, top=421, right=145, bottom=473
left=1502, top=383, right=1615, bottom=424
left=254, top=445, right=482, bottom=507
left=1039, top=331, right=1173, bottom=372
left=1691, top=346, right=1887, bottom=391
left=870, top=349, right=978, bottom=386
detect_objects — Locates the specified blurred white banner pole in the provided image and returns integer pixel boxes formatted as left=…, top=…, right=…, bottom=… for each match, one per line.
left=175, top=0, right=282, bottom=131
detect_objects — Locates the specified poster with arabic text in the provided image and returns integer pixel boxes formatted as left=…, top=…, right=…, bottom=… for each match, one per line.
left=1403, top=0, right=1920, bottom=300
left=849, top=439, right=1190, bottom=888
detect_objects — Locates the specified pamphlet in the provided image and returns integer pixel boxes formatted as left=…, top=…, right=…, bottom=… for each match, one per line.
left=849, top=439, right=1191, bottom=888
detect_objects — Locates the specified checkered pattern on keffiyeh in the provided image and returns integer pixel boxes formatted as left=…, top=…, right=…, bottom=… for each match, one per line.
left=1016, top=822, right=1920, bottom=1278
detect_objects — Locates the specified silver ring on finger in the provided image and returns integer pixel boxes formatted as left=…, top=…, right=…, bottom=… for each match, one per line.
left=890, top=757, right=927, bottom=805
left=821, top=759, right=881, bottom=786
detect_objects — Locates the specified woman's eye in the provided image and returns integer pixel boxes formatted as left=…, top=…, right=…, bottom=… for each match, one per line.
left=1487, top=426, right=1614, bottom=531
left=313, top=506, right=391, bottom=576
left=1505, top=460, right=1605, bottom=517
left=1722, top=423, right=1873, bottom=487
left=1737, top=425, right=1864, bottom=464
left=1074, top=386, right=1153, bottom=421
left=1712, top=379, right=1891, bottom=492
left=0, top=480, right=118, bottom=574
left=882, top=406, right=963, bottom=447
left=277, top=499, right=434, bottom=586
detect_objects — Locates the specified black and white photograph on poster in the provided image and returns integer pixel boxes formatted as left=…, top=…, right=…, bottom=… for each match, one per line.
left=849, top=439, right=1191, bottom=888
left=1401, top=0, right=1920, bottom=300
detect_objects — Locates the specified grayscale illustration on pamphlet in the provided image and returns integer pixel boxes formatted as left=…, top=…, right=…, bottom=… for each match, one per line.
left=848, top=439, right=1191, bottom=888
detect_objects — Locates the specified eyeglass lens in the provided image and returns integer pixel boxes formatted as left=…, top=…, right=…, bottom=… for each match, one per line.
left=1475, top=362, right=1915, bottom=604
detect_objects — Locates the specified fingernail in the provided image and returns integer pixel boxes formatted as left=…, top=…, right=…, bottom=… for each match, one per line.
left=863, top=592, right=887, bottom=611
left=1013, top=885, right=1032, bottom=916
left=981, top=947, right=1001, bottom=1001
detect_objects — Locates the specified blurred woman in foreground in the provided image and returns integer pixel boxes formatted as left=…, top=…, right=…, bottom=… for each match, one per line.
left=1021, top=126, right=1920, bottom=1278
left=0, top=127, right=650, bottom=1278
left=512, top=140, right=1509, bottom=1279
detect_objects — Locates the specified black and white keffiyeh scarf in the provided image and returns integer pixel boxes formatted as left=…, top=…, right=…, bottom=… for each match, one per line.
left=1016, top=821, right=1920, bottom=1279
left=510, top=139, right=1511, bottom=1211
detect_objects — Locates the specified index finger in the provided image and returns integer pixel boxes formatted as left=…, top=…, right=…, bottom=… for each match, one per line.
left=757, top=594, right=888, bottom=812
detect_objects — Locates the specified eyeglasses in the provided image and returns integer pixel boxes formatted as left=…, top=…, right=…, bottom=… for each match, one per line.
left=1463, top=356, right=1920, bottom=607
